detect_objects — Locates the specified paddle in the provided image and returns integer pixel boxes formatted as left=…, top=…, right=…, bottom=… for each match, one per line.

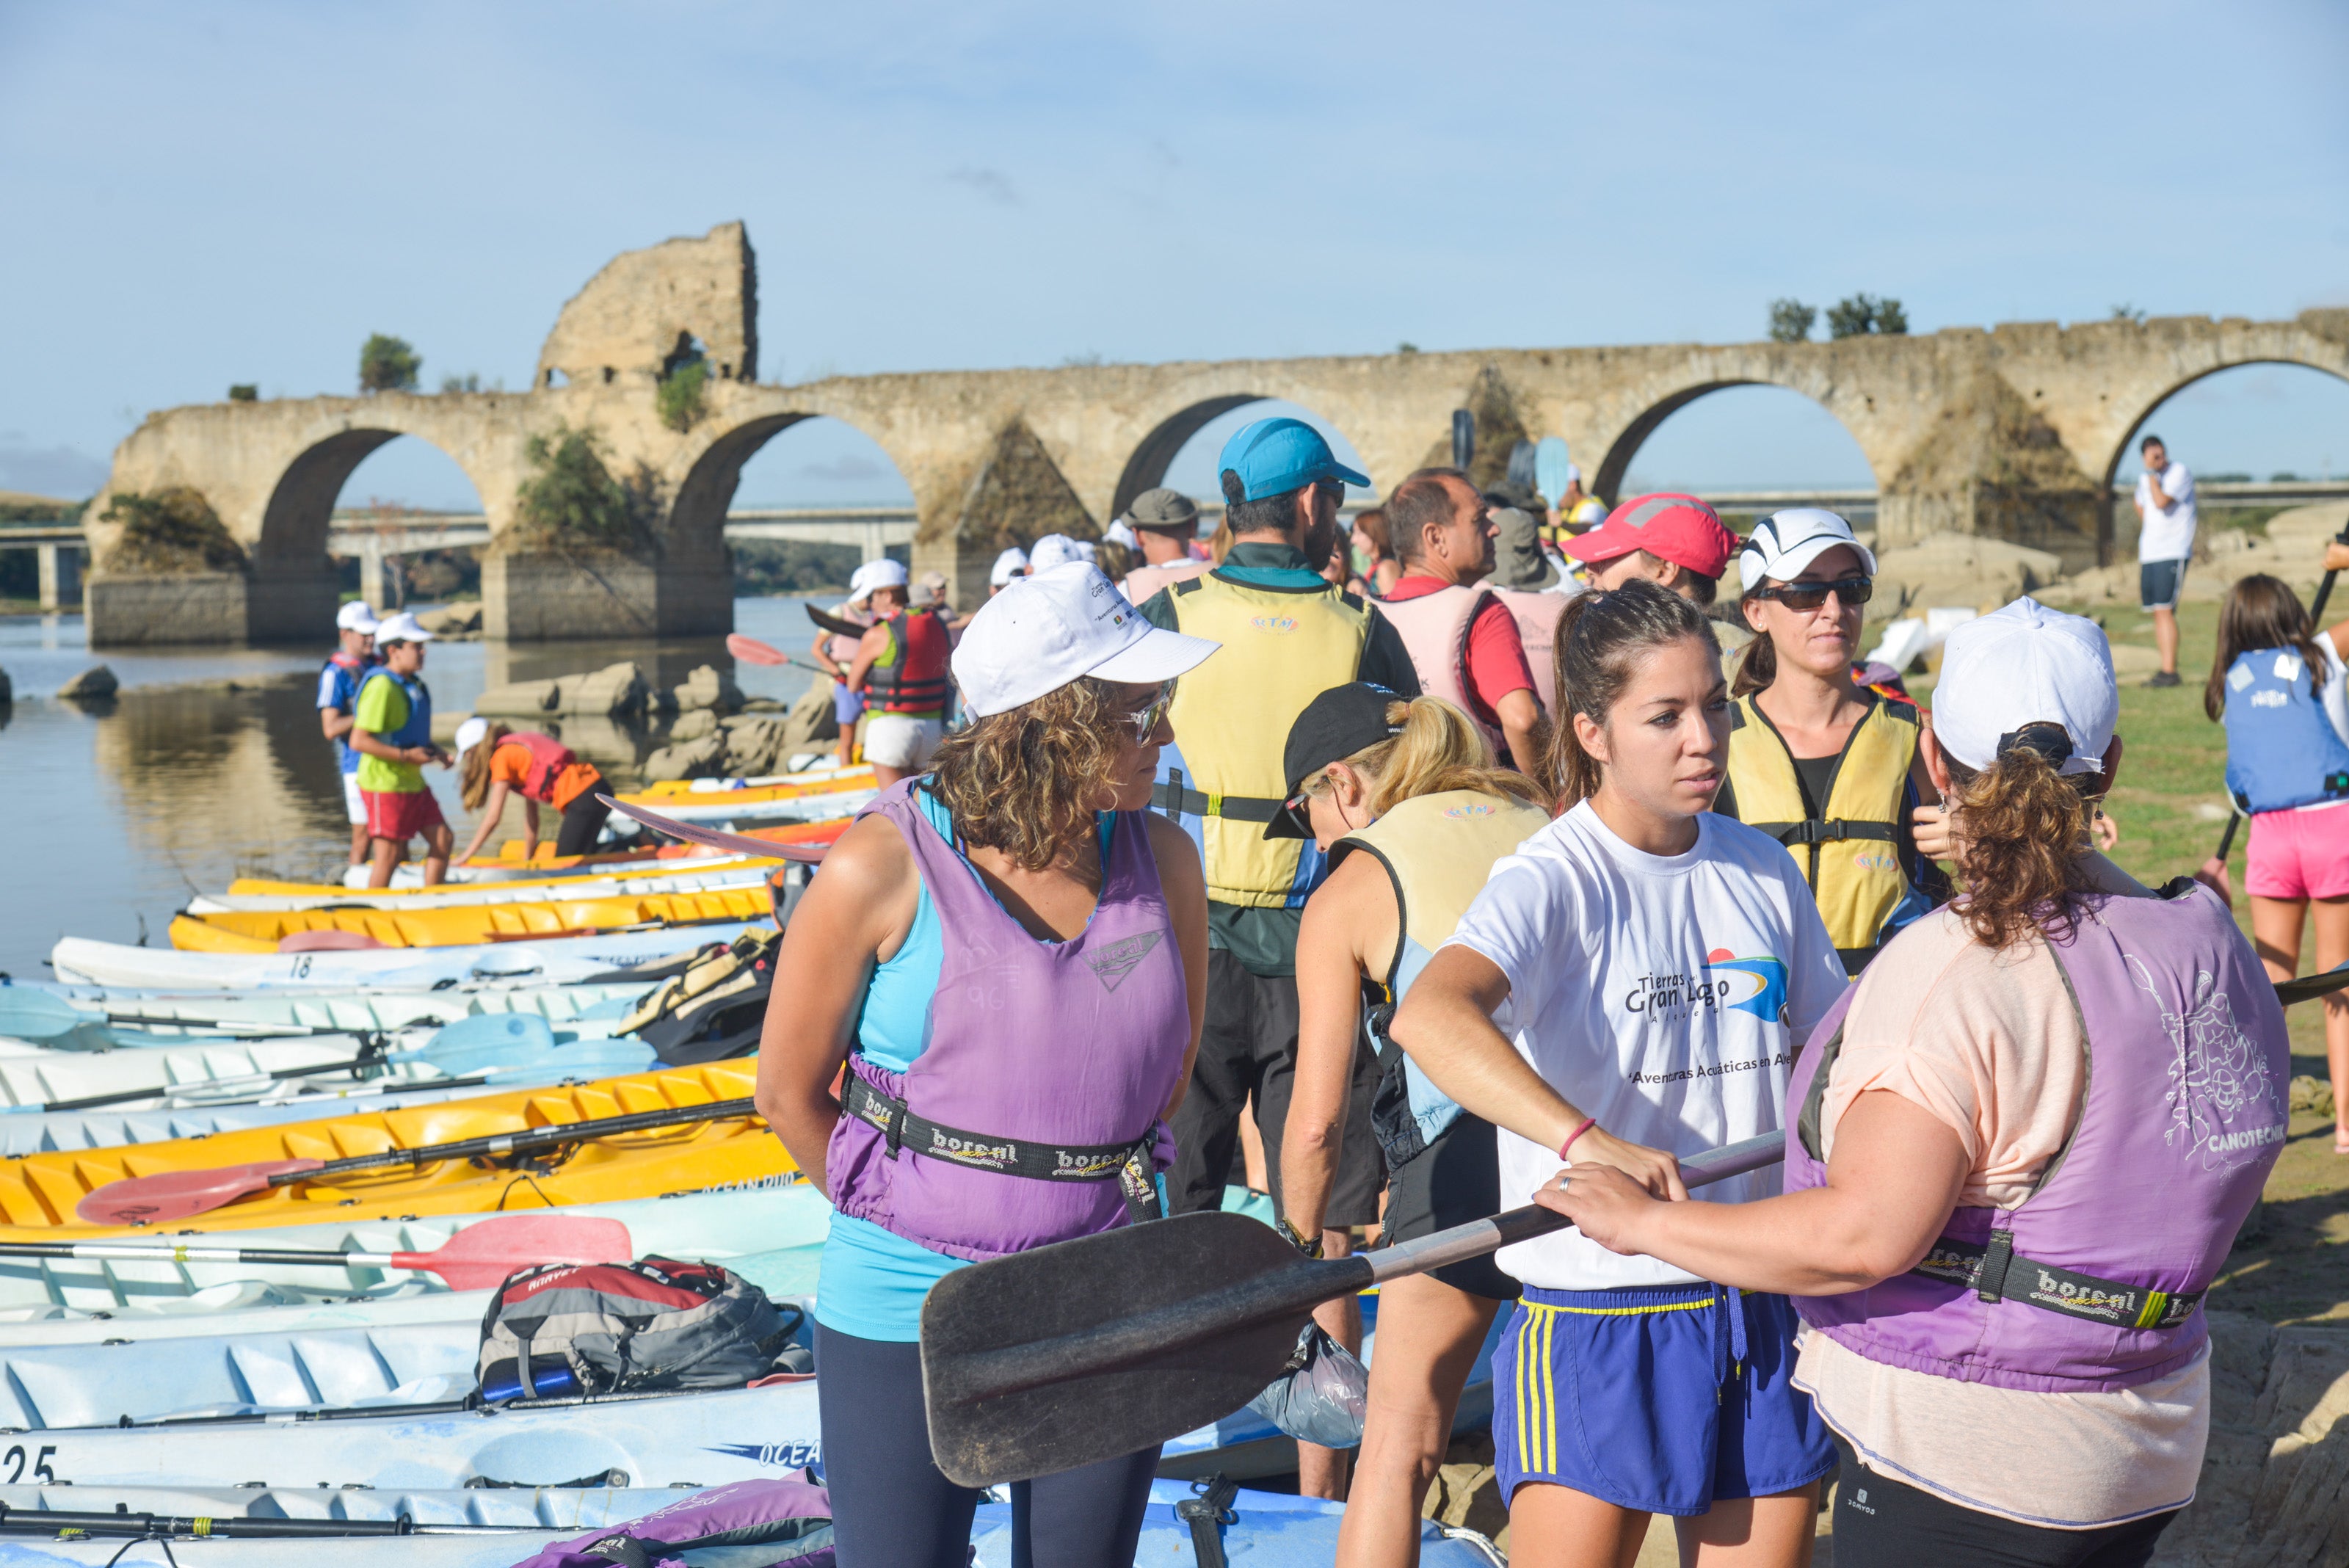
left=728, top=632, right=838, bottom=678
left=0, top=1506, right=543, bottom=1539
left=806, top=603, right=868, bottom=639
left=0, top=1211, right=633, bottom=1291
left=600, top=798, right=837, bottom=865
left=1534, top=436, right=1570, bottom=509
left=920, top=1133, right=1784, bottom=1488
left=76, top=1094, right=760, bottom=1225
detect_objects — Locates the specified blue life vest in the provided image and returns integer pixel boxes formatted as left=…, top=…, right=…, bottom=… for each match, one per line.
left=359, top=669, right=433, bottom=752
left=2222, top=647, right=2349, bottom=814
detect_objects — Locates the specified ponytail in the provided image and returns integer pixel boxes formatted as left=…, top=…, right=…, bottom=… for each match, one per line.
left=1943, top=722, right=2099, bottom=950
left=1296, top=695, right=1549, bottom=820
left=1731, top=629, right=1776, bottom=697
left=1547, top=579, right=1720, bottom=810
left=458, top=722, right=512, bottom=813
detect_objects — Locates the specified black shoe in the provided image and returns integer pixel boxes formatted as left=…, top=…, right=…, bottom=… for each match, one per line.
left=2146, top=671, right=2182, bottom=688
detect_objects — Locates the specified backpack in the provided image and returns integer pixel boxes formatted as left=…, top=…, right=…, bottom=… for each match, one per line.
left=617, top=928, right=779, bottom=1065
left=476, top=1256, right=801, bottom=1401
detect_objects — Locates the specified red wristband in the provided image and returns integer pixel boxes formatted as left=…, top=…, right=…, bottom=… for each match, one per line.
left=1559, top=1118, right=1597, bottom=1161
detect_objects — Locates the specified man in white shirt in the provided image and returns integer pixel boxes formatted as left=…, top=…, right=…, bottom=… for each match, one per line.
left=2134, top=434, right=2196, bottom=688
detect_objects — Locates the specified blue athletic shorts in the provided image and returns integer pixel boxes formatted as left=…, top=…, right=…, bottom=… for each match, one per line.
left=2139, top=558, right=2188, bottom=610
left=832, top=684, right=867, bottom=725
left=1492, top=1283, right=1835, bottom=1517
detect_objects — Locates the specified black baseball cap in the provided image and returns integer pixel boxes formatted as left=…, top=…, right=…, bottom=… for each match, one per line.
left=1264, top=683, right=1407, bottom=839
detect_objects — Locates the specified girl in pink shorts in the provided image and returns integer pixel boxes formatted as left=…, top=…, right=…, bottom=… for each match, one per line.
left=2207, top=573, right=2349, bottom=1152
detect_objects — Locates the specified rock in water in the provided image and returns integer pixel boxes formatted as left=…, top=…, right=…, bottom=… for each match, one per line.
left=641, top=733, right=727, bottom=783
left=57, top=664, right=119, bottom=700
left=673, top=664, right=744, bottom=714
left=668, top=708, right=719, bottom=743
left=471, top=661, right=649, bottom=719
left=0, top=666, right=12, bottom=705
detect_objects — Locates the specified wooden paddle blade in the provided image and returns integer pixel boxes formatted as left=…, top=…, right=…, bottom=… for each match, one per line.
left=2277, top=963, right=2349, bottom=1007
left=921, top=1212, right=1342, bottom=1489
left=726, top=633, right=788, bottom=667
left=395, top=1213, right=634, bottom=1288
left=76, top=1158, right=327, bottom=1226
left=601, top=799, right=832, bottom=863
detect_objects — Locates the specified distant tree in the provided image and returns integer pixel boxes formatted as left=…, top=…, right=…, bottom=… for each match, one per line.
left=97, top=487, right=248, bottom=574
left=439, top=372, right=482, bottom=394
left=2273, top=472, right=2305, bottom=482
left=510, top=425, right=651, bottom=555
left=1767, top=300, right=1816, bottom=344
left=1397, top=341, right=1421, bottom=355
left=2111, top=304, right=2147, bottom=324
left=1826, top=294, right=1908, bottom=338
left=655, top=335, right=711, bottom=432
left=358, top=334, right=421, bottom=393
left=227, top=384, right=258, bottom=403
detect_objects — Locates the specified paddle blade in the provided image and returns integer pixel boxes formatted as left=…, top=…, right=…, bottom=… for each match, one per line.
left=601, top=799, right=832, bottom=863
left=396, top=1213, right=634, bottom=1288
left=0, top=988, right=100, bottom=1042
left=77, top=1158, right=327, bottom=1226
left=413, top=1012, right=557, bottom=1074
left=921, top=1211, right=1323, bottom=1488
left=1534, top=435, right=1569, bottom=504
left=727, top=633, right=788, bottom=667
left=2277, top=962, right=2349, bottom=1007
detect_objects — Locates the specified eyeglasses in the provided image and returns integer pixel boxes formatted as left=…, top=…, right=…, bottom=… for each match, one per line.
left=1753, top=576, right=1873, bottom=611
left=1313, top=479, right=1346, bottom=504
left=1117, top=683, right=1174, bottom=744
left=1279, top=788, right=1317, bottom=838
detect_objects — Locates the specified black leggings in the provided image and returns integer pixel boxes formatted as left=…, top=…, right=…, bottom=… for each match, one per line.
left=1830, top=1442, right=2178, bottom=1568
left=553, top=782, right=611, bottom=858
left=815, top=1323, right=1160, bottom=1568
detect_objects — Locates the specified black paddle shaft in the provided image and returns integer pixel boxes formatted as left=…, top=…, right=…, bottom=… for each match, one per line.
left=261, top=1095, right=758, bottom=1186
left=0, top=1505, right=423, bottom=1538
left=2310, top=517, right=2349, bottom=621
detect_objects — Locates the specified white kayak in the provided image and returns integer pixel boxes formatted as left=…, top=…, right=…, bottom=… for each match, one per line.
left=49, top=925, right=760, bottom=990
left=27, top=980, right=657, bottom=1037
left=0, top=1185, right=829, bottom=1339
left=612, top=788, right=871, bottom=827
left=191, top=860, right=777, bottom=914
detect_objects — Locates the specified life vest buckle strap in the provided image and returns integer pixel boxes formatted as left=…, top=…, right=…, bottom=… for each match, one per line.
left=1752, top=819, right=1898, bottom=847
left=1911, top=1230, right=2202, bottom=1330
left=843, top=1072, right=1160, bottom=1208
left=1150, top=781, right=1284, bottom=824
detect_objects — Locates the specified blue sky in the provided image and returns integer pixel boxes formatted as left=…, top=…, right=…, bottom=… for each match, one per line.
left=2, top=0, right=2345, bottom=510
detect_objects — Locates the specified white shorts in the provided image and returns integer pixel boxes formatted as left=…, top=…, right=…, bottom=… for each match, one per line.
left=341, top=772, right=368, bottom=827
left=862, top=713, right=943, bottom=772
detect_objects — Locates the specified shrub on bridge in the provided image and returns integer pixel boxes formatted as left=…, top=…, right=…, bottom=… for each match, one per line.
left=656, top=358, right=710, bottom=432
left=509, top=425, right=653, bottom=556
left=1826, top=294, right=1909, bottom=338
left=358, top=334, right=421, bottom=393
left=95, top=487, right=248, bottom=575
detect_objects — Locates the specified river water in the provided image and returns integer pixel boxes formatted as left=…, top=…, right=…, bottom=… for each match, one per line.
left=0, top=597, right=832, bottom=979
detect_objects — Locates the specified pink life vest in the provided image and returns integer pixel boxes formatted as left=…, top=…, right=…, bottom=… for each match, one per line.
left=1492, top=587, right=1569, bottom=717
left=1784, top=884, right=2287, bottom=1394
left=500, top=731, right=579, bottom=805
left=1121, top=559, right=1209, bottom=605
left=1374, top=584, right=1511, bottom=761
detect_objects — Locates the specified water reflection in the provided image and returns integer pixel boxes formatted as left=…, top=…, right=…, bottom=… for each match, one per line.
left=0, top=596, right=829, bottom=976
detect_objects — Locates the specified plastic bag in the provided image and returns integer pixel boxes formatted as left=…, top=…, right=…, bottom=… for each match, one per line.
left=1244, top=1323, right=1368, bottom=1448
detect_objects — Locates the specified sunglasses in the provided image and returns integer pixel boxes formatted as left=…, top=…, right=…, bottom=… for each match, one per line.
left=1117, top=683, right=1174, bottom=744
left=1753, top=576, right=1873, bottom=611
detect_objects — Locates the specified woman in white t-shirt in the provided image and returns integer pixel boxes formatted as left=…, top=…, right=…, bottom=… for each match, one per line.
left=1390, top=577, right=1848, bottom=1568
left=2200, top=572, right=2349, bottom=1153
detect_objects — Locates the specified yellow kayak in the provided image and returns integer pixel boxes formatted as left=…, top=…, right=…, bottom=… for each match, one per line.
left=0, top=1060, right=787, bottom=1238
left=619, top=765, right=877, bottom=807
left=170, top=885, right=775, bottom=953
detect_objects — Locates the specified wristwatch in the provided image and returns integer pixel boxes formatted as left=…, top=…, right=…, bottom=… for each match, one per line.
left=1277, top=1216, right=1324, bottom=1259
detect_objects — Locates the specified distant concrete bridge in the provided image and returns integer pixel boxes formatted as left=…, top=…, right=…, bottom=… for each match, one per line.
left=78, top=220, right=2349, bottom=645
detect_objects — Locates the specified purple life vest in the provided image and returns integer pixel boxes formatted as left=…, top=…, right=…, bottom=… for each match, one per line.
left=1785, top=884, right=2287, bottom=1395
left=825, top=780, right=1191, bottom=1262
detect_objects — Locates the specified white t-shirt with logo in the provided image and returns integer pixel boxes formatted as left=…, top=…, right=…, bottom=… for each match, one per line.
left=1444, top=801, right=1847, bottom=1290
left=2135, top=462, right=2197, bottom=563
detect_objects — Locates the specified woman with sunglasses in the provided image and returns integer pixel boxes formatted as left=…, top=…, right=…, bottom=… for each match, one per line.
left=1271, top=683, right=1550, bottom=1567
left=753, top=562, right=1217, bottom=1568
left=1716, top=509, right=1942, bottom=976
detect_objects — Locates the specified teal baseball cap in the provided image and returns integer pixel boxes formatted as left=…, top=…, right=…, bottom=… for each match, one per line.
left=1217, top=417, right=1371, bottom=501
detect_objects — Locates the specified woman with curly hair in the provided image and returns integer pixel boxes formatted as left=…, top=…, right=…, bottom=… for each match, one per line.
left=753, top=562, right=1218, bottom=1567
left=1542, top=598, right=2290, bottom=1568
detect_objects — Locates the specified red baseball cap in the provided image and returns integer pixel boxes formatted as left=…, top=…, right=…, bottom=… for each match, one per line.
left=1562, top=493, right=1738, bottom=581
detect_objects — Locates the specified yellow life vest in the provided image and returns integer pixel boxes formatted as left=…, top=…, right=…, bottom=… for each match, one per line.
left=1724, top=692, right=1921, bottom=974
left=1341, top=788, right=1552, bottom=1163
left=1153, top=572, right=1374, bottom=907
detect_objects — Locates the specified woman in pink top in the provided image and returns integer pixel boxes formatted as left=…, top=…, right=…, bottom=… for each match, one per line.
left=1542, top=598, right=2290, bottom=1568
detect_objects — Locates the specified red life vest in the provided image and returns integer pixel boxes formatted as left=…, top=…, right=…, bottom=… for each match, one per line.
left=500, top=731, right=579, bottom=805
left=867, top=609, right=953, bottom=714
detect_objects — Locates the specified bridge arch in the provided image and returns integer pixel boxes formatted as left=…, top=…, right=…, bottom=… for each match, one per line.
left=1113, top=393, right=1376, bottom=520
left=256, top=423, right=489, bottom=568
left=669, top=411, right=917, bottom=561
left=1591, top=379, right=1879, bottom=509
left=2096, top=358, right=2349, bottom=498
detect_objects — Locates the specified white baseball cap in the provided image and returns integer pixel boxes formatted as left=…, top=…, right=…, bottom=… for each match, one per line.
left=336, top=601, right=380, bottom=634
left=1564, top=462, right=1583, bottom=484
left=990, top=546, right=1031, bottom=587
left=847, top=559, right=910, bottom=604
left=953, top=563, right=1219, bottom=717
left=1103, top=520, right=1140, bottom=550
left=1027, top=534, right=1097, bottom=574
left=374, top=611, right=434, bottom=644
left=453, top=716, right=491, bottom=760
left=1931, top=597, right=2117, bottom=777
left=1739, top=508, right=1878, bottom=587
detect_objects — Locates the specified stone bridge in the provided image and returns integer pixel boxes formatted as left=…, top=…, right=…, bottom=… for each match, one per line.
left=81, top=220, right=2349, bottom=644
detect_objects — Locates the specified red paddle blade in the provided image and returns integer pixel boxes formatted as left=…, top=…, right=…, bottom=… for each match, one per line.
left=77, top=1159, right=328, bottom=1227
left=393, top=1213, right=636, bottom=1289
left=726, top=633, right=788, bottom=667
left=600, top=799, right=832, bottom=863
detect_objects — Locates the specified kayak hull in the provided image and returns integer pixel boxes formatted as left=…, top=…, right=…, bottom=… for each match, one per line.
left=50, top=926, right=761, bottom=990
left=170, top=886, right=777, bottom=954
